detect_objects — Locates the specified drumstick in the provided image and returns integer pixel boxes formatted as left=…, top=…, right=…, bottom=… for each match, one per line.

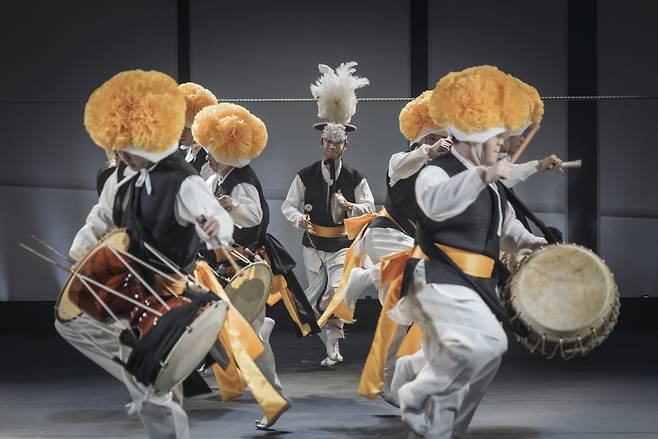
left=561, top=159, right=582, bottom=169
left=510, top=124, right=541, bottom=164
left=230, top=249, right=251, bottom=265
left=30, top=234, right=75, bottom=263
left=197, top=215, right=241, bottom=272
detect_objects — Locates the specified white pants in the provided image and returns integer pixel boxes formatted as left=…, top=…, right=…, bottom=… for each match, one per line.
left=251, top=308, right=285, bottom=397
left=302, top=246, right=347, bottom=341
left=389, top=260, right=507, bottom=438
left=55, top=316, right=190, bottom=439
left=354, top=226, right=415, bottom=304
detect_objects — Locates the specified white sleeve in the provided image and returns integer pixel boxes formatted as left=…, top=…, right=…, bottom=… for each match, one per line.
left=503, top=160, right=539, bottom=188
left=281, top=175, right=306, bottom=228
left=228, top=183, right=263, bottom=228
left=388, top=145, right=430, bottom=186
left=176, top=175, right=234, bottom=247
left=69, top=170, right=120, bottom=261
left=350, top=178, right=376, bottom=217
left=415, top=165, right=488, bottom=222
left=500, top=201, right=547, bottom=253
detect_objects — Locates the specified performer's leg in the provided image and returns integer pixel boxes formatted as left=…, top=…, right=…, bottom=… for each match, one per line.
left=319, top=249, right=348, bottom=364
left=397, top=264, right=508, bottom=438
left=386, top=348, right=424, bottom=407
left=251, top=308, right=284, bottom=394
left=451, top=355, right=502, bottom=438
left=343, top=265, right=373, bottom=309
left=251, top=308, right=292, bottom=429
left=55, top=316, right=125, bottom=382
left=380, top=324, right=413, bottom=403
left=56, top=317, right=191, bottom=439
left=302, top=246, right=323, bottom=289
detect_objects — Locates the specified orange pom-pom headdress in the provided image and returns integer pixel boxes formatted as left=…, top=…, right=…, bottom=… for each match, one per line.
left=399, top=90, right=446, bottom=143
left=84, top=70, right=185, bottom=161
left=192, top=103, right=267, bottom=167
left=429, top=65, right=541, bottom=143
left=178, top=82, right=219, bottom=127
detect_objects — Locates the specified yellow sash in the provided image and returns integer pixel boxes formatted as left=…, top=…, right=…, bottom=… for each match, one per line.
left=308, top=223, right=347, bottom=238
left=358, top=244, right=494, bottom=399
left=195, top=262, right=288, bottom=421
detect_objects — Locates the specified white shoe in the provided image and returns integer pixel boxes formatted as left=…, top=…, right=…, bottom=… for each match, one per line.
left=321, top=356, right=338, bottom=367
left=326, top=332, right=344, bottom=363
left=343, top=267, right=373, bottom=309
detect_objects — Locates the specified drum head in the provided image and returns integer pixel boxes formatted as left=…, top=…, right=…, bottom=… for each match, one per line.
left=224, top=262, right=272, bottom=323
left=55, top=229, right=130, bottom=322
left=509, top=244, right=618, bottom=339
left=152, top=300, right=228, bottom=395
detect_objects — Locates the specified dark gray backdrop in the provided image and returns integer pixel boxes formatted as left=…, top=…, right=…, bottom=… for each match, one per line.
left=1, top=0, right=656, bottom=301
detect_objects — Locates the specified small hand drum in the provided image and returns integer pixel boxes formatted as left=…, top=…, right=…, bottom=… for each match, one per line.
left=223, top=262, right=272, bottom=323
left=502, top=244, right=620, bottom=359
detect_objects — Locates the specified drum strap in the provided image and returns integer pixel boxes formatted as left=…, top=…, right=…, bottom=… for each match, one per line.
left=503, top=186, right=563, bottom=244
left=412, top=228, right=529, bottom=337
left=123, top=291, right=218, bottom=387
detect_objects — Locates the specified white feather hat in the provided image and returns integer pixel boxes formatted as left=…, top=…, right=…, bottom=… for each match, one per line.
left=310, top=62, right=369, bottom=142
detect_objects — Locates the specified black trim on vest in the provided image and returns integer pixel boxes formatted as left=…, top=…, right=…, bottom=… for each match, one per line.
left=214, top=165, right=269, bottom=249
left=297, top=161, right=364, bottom=253
left=417, top=153, right=506, bottom=259
left=113, top=154, right=200, bottom=272
left=412, top=152, right=529, bottom=336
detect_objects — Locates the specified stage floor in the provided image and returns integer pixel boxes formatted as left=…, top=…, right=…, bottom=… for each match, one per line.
left=1, top=327, right=657, bottom=439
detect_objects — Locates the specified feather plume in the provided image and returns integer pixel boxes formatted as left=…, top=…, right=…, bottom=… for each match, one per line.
left=310, top=62, right=369, bottom=124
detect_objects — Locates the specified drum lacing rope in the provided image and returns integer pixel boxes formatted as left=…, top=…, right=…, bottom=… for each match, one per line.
left=576, top=336, right=586, bottom=357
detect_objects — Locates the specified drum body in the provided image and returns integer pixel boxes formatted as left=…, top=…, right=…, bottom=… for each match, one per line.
left=56, top=229, right=146, bottom=323
left=503, top=244, right=620, bottom=359
left=56, top=231, right=227, bottom=394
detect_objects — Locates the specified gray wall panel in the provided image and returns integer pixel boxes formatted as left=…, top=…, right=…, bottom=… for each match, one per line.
left=0, top=186, right=98, bottom=300
left=429, top=0, right=568, bottom=211
left=0, top=1, right=178, bottom=102
left=190, top=0, right=409, bottom=98
left=598, top=97, right=658, bottom=215
left=598, top=0, right=658, bottom=95
left=0, top=103, right=105, bottom=189
left=601, top=217, right=658, bottom=298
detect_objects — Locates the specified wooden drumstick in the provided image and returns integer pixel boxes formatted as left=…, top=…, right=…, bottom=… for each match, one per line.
left=219, top=247, right=241, bottom=272
left=510, top=124, right=541, bottom=164
left=561, top=159, right=582, bottom=169
left=197, top=215, right=241, bottom=272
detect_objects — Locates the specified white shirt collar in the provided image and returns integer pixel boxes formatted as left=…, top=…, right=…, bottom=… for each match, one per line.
left=320, top=158, right=342, bottom=185
left=451, top=146, right=476, bottom=169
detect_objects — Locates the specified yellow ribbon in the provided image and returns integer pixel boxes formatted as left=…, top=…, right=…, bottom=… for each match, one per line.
left=395, top=323, right=422, bottom=357
left=344, top=213, right=379, bottom=240
left=358, top=248, right=412, bottom=399
left=195, top=262, right=288, bottom=421
left=270, top=274, right=312, bottom=336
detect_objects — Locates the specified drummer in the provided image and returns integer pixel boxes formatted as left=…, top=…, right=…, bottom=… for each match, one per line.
left=59, top=70, right=234, bottom=439
left=193, top=102, right=318, bottom=428
left=383, top=66, right=547, bottom=438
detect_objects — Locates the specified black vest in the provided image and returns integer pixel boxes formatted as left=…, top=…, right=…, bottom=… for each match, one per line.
left=377, top=143, right=423, bottom=237
left=214, top=165, right=269, bottom=249
left=416, top=152, right=507, bottom=289
left=113, top=154, right=200, bottom=272
left=298, top=160, right=364, bottom=253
